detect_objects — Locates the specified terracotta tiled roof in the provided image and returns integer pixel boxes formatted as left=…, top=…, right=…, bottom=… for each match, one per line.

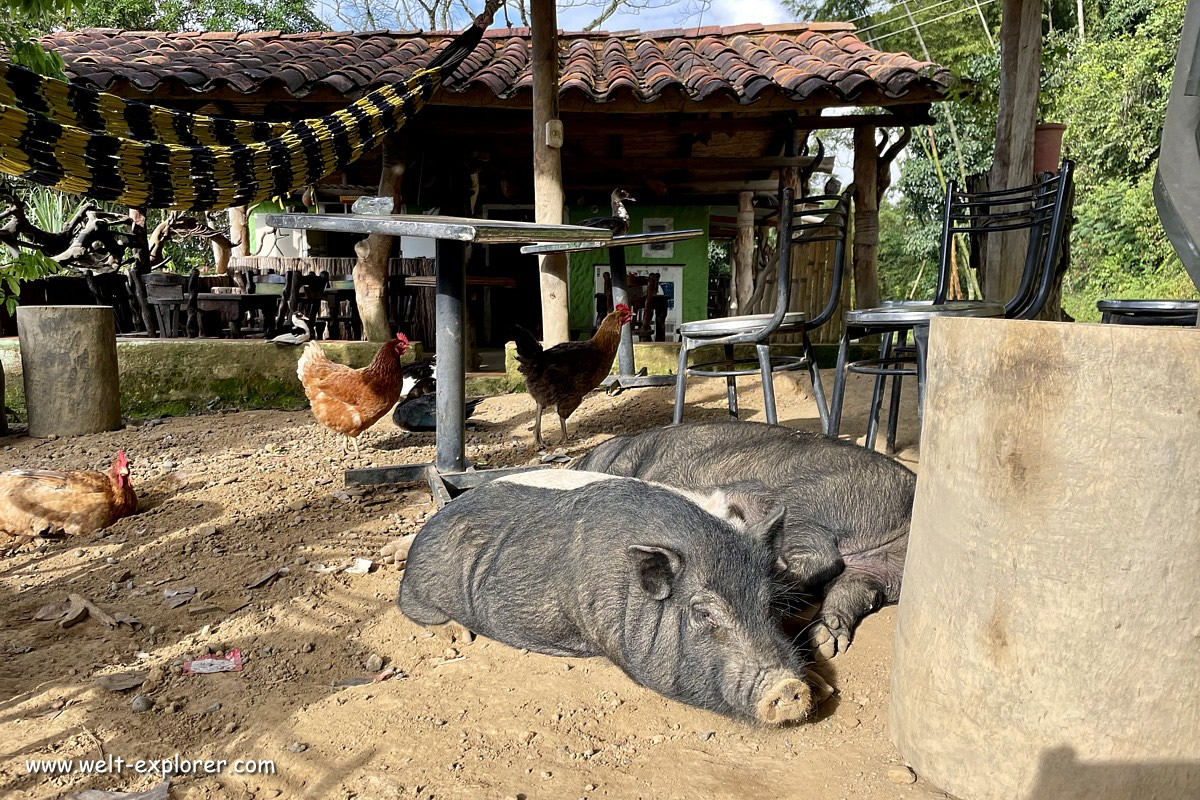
left=41, top=23, right=952, bottom=106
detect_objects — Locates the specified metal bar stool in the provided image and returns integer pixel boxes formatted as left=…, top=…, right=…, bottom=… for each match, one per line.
left=1097, top=299, right=1198, bottom=326
left=673, top=186, right=853, bottom=427
left=829, top=160, right=1076, bottom=450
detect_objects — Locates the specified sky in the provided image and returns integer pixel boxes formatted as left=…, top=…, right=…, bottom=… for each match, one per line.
left=554, top=0, right=793, bottom=32
left=315, top=0, right=795, bottom=34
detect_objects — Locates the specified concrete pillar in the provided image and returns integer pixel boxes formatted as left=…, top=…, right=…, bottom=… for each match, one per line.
left=17, top=306, right=121, bottom=437
left=890, top=317, right=1200, bottom=800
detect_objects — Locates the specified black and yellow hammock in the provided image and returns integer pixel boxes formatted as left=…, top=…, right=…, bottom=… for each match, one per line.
left=0, top=2, right=498, bottom=211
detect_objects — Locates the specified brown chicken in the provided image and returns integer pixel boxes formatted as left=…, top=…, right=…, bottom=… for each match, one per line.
left=513, top=304, right=632, bottom=448
left=297, top=332, right=411, bottom=456
left=0, top=451, right=137, bottom=541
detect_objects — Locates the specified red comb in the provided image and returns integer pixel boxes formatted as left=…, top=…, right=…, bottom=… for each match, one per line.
left=115, top=450, right=128, bottom=466
left=615, top=304, right=631, bottom=313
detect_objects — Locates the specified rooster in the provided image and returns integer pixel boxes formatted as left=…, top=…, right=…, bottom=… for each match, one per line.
left=297, top=333, right=410, bottom=457
left=0, top=451, right=137, bottom=540
left=512, top=304, right=632, bottom=448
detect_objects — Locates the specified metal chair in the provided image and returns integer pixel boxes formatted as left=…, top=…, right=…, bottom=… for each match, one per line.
left=1097, top=299, right=1198, bottom=326
left=829, top=160, right=1076, bottom=451
left=672, top=185, right=853, bottom=427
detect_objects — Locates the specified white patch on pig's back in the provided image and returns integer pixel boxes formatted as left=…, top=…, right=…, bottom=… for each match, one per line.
left=495, top=470, right=621, bottom=490
left=496, top=470, right=746, bottom=530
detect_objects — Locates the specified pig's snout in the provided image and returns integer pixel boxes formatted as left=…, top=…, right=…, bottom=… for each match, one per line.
left=754, top=675, right=813, bottom=725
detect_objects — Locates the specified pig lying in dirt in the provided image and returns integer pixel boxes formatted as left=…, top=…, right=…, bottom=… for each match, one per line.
left=398, top=470, right=817, bottom=725
left=573, top=421, right=916, bottom=659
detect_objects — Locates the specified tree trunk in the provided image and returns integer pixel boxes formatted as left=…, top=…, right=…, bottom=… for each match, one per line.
left=732, top=191, right=755, bottom=314
left=984, top=0, right=1043, bottom=303
left=532, top=0, right=569, bottom=345
left=354, top=136, right=405, bottom=342
left=852, top=126, right=881, bottom=309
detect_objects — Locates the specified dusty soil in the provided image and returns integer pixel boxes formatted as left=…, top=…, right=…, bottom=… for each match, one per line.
left=0, top=369, right=936, bottom=800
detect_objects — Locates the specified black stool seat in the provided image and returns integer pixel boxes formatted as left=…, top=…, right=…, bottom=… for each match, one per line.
left=1097, top=299, right=1198, bottom=326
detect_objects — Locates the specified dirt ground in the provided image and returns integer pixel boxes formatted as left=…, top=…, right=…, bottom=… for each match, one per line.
left=0, top=368, right=938, bottom=800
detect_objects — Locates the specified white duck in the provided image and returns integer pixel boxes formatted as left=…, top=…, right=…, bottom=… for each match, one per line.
left=271, top=312, right=311, bottom=346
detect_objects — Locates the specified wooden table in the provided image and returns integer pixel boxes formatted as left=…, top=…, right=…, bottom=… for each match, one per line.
left=522, top=230, right=703, bottom=392
left=263, top=212, right=614, bottom=502
left=195, top=292, right=281, bottom=338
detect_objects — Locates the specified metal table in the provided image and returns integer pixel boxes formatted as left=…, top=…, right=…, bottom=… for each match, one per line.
left=264, top=212, right=613, bottom=501
left=521, top=230, right=703, bottom=392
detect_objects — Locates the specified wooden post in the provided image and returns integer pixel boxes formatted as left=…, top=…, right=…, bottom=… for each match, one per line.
left=891, top=317, right=1200, bottom=800
left=853, top=125, right=881, bottom=310
left=985, top=0, right=1042, bottom=303
left=17, top=305, right=121, bottom=437
left=531, top=0, right=569, bottom=345
left=354, top=135, right=405, bottom=342
left=732, top=191, right=755, bottom=314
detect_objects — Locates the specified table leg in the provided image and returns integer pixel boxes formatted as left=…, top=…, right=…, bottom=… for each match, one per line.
left=483, top=286, right=493, bottom=344
left=435, top=238, right=467, bottom=474
left=609, top=247, right=635, bottom=376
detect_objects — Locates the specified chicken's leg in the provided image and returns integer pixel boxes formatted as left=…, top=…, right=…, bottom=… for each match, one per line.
left=533, top=402, right=545, bottom=449
left=557, top=414, right=569, bottom=445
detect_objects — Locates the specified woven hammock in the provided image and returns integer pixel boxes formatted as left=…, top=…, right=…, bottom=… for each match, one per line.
left=0, top=2, right=497, bottom=211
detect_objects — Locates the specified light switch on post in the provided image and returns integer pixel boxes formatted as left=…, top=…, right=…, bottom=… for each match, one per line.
left=545, top=119, right=564, bottom=149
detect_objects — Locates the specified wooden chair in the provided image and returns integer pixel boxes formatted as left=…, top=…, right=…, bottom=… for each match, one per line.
left=142, top=271, right=193, bottom=338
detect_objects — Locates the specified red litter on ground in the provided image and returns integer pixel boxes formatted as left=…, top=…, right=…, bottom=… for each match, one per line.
left=182, top=649, right=243, bottom=675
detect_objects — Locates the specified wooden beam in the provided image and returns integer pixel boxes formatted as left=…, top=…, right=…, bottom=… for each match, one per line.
left=567, top=179, right=827, bottom=195
left=853, top=125, right=881, bottom=310
left=985, top=0, right=1043, bottom=302
left=531, top=0, right=569, bottom=346
left=563, top=156, right=835, bottom=172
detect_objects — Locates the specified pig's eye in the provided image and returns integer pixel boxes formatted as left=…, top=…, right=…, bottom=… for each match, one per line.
left=690, top=603, right=722, bottom=631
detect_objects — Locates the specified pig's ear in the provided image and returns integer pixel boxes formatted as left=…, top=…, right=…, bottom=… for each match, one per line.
left=628, top=545, right=683, bottom=601
left=746, top=505, right=787, bottom=558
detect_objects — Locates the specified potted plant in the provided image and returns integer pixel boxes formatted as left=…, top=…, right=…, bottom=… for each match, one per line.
left=1034, top=122, right=1067, bottom=174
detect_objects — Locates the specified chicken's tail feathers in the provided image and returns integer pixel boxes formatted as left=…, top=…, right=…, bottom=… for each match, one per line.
left=511, top=326, right=543, bottom=361
left=465, top=396, right=485, bottom=418
left=296, top=340, right=328, bottom=382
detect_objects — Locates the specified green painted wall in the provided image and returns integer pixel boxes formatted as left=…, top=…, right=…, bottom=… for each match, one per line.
left=567, top=205, right=709, bottom=334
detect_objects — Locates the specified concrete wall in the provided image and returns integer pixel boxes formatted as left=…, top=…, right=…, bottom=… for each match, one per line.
left=0, top=339, right=421, bottom=420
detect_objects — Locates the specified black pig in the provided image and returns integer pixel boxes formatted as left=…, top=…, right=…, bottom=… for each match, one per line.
left=573, top=421, right=916, bottom=658
left=398, top=470, right=815, bottom=725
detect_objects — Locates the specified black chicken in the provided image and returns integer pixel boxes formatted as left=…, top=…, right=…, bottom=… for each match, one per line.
left=392, top=358, right=483, bottom=432
left=579, top=188, right=635, bottom=237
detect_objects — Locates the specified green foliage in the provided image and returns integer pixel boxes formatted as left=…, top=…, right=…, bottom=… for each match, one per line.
left=0, top=184, right=74, bottom=313
left=804, top=0, right=1192, bottom=313
left=66, top=0, right=324, bottom=33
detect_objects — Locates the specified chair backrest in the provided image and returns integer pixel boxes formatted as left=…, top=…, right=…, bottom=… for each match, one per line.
left=936, top=160, right=1075, bottom=318
left=143, top=271, right=188, bottom=302
left=781, top=185, right=855, bottom=331
left=698, top=185, right=854, bottom=346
